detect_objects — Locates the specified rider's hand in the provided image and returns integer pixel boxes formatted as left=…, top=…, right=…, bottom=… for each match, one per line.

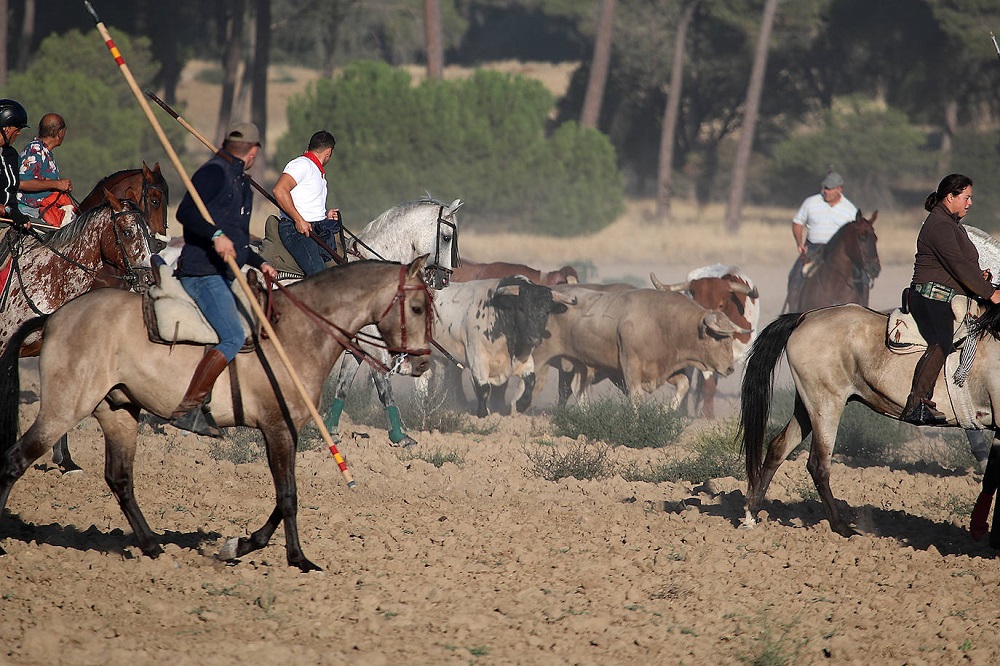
left=797, top=243, right=807, bottom=256
left=327, top=208, right=341, bottom=222
left=9, top=207, right=31, bottom=230
left=58, top=178, right=72, bottom=193
left=989, top=289, right=1000, bottom=305
left=213, top=232, right=236, bottom=261
left=261, top=262, right=278, bottom=279
left=294, top=218, right=311, bottom=236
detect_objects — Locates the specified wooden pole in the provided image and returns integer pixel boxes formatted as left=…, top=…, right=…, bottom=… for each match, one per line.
left=84, top=1, right=355, bottom=487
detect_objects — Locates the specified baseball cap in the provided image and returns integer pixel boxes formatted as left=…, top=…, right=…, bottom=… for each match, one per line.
left=225, top=122, right=261, bottom=146
left=821, top=171, right=844, bottom=189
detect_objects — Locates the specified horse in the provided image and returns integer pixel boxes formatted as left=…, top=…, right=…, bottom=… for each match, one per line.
left=77, top=162, right=170, bottom=247
left=738, top=301, right=1000, bottom=539
left=323, top=197, right=462, bottom=448
left=0, top=191, right=156, bottom=473
left=787, top=211, right=881, bottom=312
left=0, top=257, right=433, bottom=571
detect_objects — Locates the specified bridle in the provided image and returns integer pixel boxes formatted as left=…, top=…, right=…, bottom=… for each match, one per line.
left=136, top=173, right=168, bottom=252
left=263, top=264, right=433, bottom=374
left=343, top=204, right=460, bottom=291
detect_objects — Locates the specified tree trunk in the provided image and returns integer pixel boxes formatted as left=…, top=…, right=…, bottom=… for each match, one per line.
left=938, top=98, right=958, bottom=173
left=656, top=1, right=698, bottom=222
left=424, top=0, right=444, bottom=80
left=251, top=0, right=272, bottom=170
left=581, top=0, right=615, bottom=129
left=0, top=0, right=8, bottom=87
left=216, top=0, right=245, bottom=145
left=724, top=0, right=779, bottom=232
left=15, top=0, right=35, bottom=72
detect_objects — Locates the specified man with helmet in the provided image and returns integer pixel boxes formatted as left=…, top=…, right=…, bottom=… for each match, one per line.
left=1, top=99, right=33, bottom=231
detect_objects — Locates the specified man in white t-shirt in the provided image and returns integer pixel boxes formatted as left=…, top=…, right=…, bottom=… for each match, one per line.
left=783, top=171, right=858, bottom=311
left=272, top=130, right=341, bottom=275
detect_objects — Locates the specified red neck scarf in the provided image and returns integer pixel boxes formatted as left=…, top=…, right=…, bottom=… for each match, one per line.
left=302, top=151, right=324, bottom=175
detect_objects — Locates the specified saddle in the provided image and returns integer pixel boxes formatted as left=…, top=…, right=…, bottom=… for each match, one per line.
left=885, top=289, right=977, bottom=353
left=259, top=214, right=345, bottom=281
left=142, top=258, right=264, bottom=352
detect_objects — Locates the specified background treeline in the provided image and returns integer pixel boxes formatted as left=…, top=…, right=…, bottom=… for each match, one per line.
left=4, top=0, right=1000, bottom=231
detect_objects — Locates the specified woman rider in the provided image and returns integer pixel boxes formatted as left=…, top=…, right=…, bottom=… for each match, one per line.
left=902, top=173, right=1000, bottom=425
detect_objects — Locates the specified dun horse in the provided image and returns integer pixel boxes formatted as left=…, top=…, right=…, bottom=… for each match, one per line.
left=788, top=211, right=881, bottom=312
left=739, top=302, right=1000, bottom=538
left=0, top=257, right=433, bottom=571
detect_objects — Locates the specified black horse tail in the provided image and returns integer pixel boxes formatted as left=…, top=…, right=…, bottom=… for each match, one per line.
left=738, top=313, right=803, bottom=489
left=1, top=316, right=49, bottom=454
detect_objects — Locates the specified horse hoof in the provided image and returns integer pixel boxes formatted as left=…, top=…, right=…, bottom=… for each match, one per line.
left=390, top=434, right=417, bottom=448
left=293, top=558, right=323, bottom=573
left=60, top=466, right=85, bottom=476
left=738, top=516, right=757, bottom=530
left=217, top=538, right=241, bottom=562
left=970, top=491, right=993, bottom=541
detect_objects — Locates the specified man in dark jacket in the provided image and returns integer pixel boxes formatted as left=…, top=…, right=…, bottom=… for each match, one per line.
left=170, top=122, right=277, bottom=437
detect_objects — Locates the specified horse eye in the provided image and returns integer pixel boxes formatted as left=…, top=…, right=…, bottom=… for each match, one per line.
left=442, top=234, right=452, bottom=243
left=411, top=302, right=424, bottom=316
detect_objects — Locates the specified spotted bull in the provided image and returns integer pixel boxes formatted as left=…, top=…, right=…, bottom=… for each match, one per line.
left=424, top=275, right=575, bottom=417
left=517, top=284, right=747, bottom=411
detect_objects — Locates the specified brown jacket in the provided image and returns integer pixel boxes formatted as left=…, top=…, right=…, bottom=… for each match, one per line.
left=911, top=203, right=994, bottom=300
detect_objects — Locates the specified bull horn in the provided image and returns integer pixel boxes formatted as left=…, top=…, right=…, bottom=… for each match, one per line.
left=551, top=291, right=578, bottom=305
left=704, top=311, right=751, bottom=337
left=650, top=272, right=689, bottom=292
left=727, top=281, right=759, bottom=299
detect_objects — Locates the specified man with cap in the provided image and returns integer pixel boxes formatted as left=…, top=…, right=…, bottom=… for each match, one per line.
left=783, top=170, right=858, bottom=312
left=169, top=121, right=277, bottom=437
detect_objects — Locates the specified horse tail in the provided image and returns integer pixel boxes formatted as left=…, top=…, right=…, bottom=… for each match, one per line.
left=738, top=312, right=802, bottom=488
left=0, top=316, right=49, bottom=454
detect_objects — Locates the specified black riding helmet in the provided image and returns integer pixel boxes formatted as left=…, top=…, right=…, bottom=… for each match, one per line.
left=0, top=99, right=29, bottom=130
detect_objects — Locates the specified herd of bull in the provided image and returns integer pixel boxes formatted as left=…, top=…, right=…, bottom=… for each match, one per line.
left=418, top=259, right=759, bottom=419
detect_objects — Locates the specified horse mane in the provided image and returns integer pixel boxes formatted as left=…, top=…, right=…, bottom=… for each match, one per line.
left=360, top=196, right=447, bottom=237
left=42, top=199, right=140, bottom=251
left=969, top=302, right=1000, bottom=339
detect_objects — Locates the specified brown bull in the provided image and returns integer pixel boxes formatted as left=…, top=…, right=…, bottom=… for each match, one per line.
left=451, top=259, right=579, bottom=286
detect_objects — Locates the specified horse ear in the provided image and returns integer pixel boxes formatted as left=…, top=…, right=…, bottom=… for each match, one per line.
left=408, top=254, right=429, bottom=278
left=870, top=210, right=878, bottom=224
left=103, top=188, right=123, bottom=211
left=142, top=162, right=152, bottom=178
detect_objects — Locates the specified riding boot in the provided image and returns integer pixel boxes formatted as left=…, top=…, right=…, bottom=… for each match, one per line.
left=900, top=345, right=947, bottom=425
left=169, top=348, right=230, bottom=438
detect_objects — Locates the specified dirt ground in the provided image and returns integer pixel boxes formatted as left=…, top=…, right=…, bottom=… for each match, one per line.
left=5, top=61, right=1000, bottom=665
left=5, top=254, right=1000, bottom=665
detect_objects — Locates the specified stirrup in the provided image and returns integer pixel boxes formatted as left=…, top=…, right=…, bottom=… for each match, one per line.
left=170, top=405, right=222, bottom=438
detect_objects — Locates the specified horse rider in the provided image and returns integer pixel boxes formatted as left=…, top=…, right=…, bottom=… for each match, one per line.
left=169, top=122, right=277, bottom=437
left=784, top=171, right=858, bottom=312
left=1, top=99, right=32, bottom=235
left=17, top=112, right=76, bottom=227
left=901, top=174, right=1000, bottom=426
left=272, top=129, right=342, bottom=275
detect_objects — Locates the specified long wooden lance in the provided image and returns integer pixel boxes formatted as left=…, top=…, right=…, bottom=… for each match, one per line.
left=83, top=0, right=356, bottom=487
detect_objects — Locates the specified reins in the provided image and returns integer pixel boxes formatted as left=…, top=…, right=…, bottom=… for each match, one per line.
left=262, top=264, right=432, bottom=374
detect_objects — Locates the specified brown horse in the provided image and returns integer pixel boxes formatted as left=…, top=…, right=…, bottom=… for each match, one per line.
left=0, top=257, right=433, bottom=571
left=739, top=303, right=1000, bottom=539
left=789, top=211, right=881, bottom=312
left=77, top=162, right=169, bottom=245
left=0, top=191, right=154, bottom=357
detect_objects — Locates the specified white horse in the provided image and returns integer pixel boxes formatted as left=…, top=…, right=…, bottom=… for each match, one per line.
left=323, top=197, right=462, bottom=447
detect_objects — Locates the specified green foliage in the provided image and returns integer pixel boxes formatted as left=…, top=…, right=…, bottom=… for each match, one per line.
left=4, top=29, right=186, bottom=194
left=624, top=417, right=745, bottom=484
left=550, top=396, right=685, bottom=449
left=527, top=441, right=615, bottom=482
left=212, top=428, right=267, bottom=464
left=949, top=129, right=1000, bottom=231
left=769, top=97, right=935, bottom=210
left=278, top=61, right=622, bottom=235
left=834, top=402, right=911, bottom=463
left=404, top=448, right=464, bottom=468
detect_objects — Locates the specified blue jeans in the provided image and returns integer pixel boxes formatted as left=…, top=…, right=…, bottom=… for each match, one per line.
left=278, top=217, right=341, bottom=276
left=179, top=274, right=245, bottom=361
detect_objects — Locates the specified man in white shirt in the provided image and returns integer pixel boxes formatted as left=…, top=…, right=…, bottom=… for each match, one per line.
left=784, top=171, right=858, bottom=311
left=272, top=130, right=341, bottom=275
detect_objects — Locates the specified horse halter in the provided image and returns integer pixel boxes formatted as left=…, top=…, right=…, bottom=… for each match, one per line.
left=137, top=176, right=168, bottom=253
left=107, top=200, right=156, bottom=291
left=264, top=264, right=432, bottom=374
left=425, top=205, right=459, bottom=290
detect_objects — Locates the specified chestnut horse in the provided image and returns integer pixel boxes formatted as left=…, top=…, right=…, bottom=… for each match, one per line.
left=0, top=258, right=433, bottom=571
left=77, top=162, right=169, bottom=247
left=789, top=211, right=881, bottom=312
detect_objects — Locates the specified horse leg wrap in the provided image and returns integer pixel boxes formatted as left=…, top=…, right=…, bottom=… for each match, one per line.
left=970, top=490, right=994, bottom=541
left=385, top=406, right=407, bottom=444
left=324, top=398, right=346, bottom=433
